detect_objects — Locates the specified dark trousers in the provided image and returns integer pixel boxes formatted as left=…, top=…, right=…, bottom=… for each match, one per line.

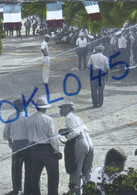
left=12, top=140, right=31, bottom=194
left=90, top=75, right=105, bottom=107
left=78, top=54, right=87, bottom=70
left=31, top=144, right=59, bottom=195
left=25, top=28, right=30, bottom=36
left=77, top=47, right=87, bottom=70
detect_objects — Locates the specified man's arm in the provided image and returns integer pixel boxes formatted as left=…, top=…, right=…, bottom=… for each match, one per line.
left=65, top=117, right=81, bottom=140
left=76, top=38, right=79, bottom=46
left=41, top=49, right=48, bottom=56
left=41, top=42, right=49, bottom=56
left=48, top=119, right=59, bottom=153
left=3, top=122, right=12, bottom=149
left=104, top=57, right=109, bottom=80
left=87, top=55, right=92, bottom=67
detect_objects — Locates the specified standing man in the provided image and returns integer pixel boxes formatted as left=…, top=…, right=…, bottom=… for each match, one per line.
left=24, top=18, right=31, bottom=36
left=117, top=31, right=129, bottom=66
left=3, top=99, right=31, bottom=195
left=88, top=45, right=109, bottom=108
left=26, top=96, right=61, bottom=195
left=76, top=32, right=88, bottom=70
left=32, top=17, right=37, bottom=35
left=59, top=101, right=94, bottom=195
left=41, top=34, right=51, bottom=84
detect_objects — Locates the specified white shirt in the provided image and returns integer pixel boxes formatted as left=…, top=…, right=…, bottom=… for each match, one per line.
left=41, top=40, right=49, bottom=56
left=76, top=37, right=87, bottom=48
left=3, top=112, right=28, bottom=141
left=65, top=112, right=93, bottom=147
left=26, top=111, right=59, bottom=153
left=118, top=35, right=127, bottom=49
left=88, top=52, right=109, bottom=71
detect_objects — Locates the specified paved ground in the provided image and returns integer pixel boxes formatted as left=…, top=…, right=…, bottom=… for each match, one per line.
left=0, top=35, right=137, bottom=194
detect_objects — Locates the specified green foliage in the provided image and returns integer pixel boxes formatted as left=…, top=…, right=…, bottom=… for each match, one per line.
left=83, top=167, right=137, bottom=195
left=22, top=2, right=47, bottom=19
left=64, top=1, right=101, bottom=33
left=64, top=1, right=137, bottom=33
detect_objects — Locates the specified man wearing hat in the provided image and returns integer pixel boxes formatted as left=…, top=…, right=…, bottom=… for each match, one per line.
left=41, top=34, right=51, bottom=84
left=117, top=31, right=129, bottom=68
left=26, top=96, right=61, bottom=195
left=76, top=32, right=88, bottom=70
left=88, top=45, right=109, bottom=108
left=3, top=99, right=31, bottom=195
left=59, top=101, right=94, bottom=195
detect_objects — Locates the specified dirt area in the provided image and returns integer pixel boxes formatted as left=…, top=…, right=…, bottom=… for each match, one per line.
left=0, top=36, right=137, bottom=194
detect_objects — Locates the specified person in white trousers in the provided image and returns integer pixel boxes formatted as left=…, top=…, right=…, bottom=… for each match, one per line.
left=41, top=34, right=51, bottom=84
left=59, top=101, right=94, bottom=195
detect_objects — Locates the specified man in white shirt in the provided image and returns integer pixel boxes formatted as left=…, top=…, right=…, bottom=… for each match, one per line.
left=117, top=31, right=129, bottom=67
left=59, top=101, right=94, bottom=195
left=26, top=96, right=61, bottom=195
left=76, top=32, right=88, bottom=70
left=41, top=34, right=51, bottom=84
left=88, top=45, right=109, bottom=108
left=3, top=99, right=31, bottom=195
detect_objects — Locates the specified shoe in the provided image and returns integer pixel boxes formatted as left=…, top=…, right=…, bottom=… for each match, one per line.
left=92, top=104, right=98, bottom=108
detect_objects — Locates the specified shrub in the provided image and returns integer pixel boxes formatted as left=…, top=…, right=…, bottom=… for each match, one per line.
left=83, top=167, right=137, bottom=195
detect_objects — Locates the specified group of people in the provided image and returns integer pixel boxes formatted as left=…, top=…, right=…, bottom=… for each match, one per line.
left=3, top=98, right=94, bottom=195
left=24, top=17, right=38, bottom=36
left=3, top=97, right=133, bottom=195
left=76, top=31, right=109, bottom=108
left=40, top=32, right=109, bottom=108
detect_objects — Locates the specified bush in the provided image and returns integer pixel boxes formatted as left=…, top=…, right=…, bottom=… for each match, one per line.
left=82, top=167, right=137, bottom=195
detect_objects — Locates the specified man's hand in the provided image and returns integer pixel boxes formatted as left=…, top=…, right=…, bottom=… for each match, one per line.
left=55, top=152, right=62, bottom=160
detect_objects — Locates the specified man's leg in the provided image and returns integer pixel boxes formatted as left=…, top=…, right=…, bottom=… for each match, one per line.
left=31, top=147, right=44, bottom=195
left=42, top=145, right=59, bottom=195
left=98, top=79, right=105, bottom=107
left=82, top=147, right=94, bottom=182
left=12, top=153, right=23, bottom=193
left=83, top=54, right=87, bottom=70
left=78, top=55, right=82, bottom=70
left=90, top=81, right=98, bottom=106
left=23, top=148, right=32, bottom=195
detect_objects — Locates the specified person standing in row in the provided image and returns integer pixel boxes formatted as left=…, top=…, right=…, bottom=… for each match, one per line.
left=88, top=45, right=109, bottom=108
left=3, top=99, right=31, bottom=195
left=41, top=34, right=51, bottom=84
left=59, top=101, right=94, bottom=195
left=76, top=32, right=88, bottom=70
left=26, top=96, right=62, bottom=195
left=24, top=19, right=31, bottom=36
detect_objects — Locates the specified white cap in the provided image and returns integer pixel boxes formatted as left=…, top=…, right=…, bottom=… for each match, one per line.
left=79, top=32, right=85, bottom=37
left=45, top=34, right=50, bottom=39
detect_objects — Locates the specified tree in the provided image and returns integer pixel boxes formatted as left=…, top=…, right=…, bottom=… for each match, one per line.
left=63, top=1, right=137, bottom=33
left=22, top=2, right=47, bottom=19
left=64, top=1, right=102, bottom=33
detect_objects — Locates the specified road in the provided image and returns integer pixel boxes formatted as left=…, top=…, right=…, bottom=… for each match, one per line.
left=0, top=35, right=137, bottom=194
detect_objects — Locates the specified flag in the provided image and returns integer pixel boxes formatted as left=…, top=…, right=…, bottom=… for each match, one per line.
left=3, top=4, right=22, bottom=31
left=46, top=2, right=64, bottom=28
left=83, top=1, right=101, bottom=21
